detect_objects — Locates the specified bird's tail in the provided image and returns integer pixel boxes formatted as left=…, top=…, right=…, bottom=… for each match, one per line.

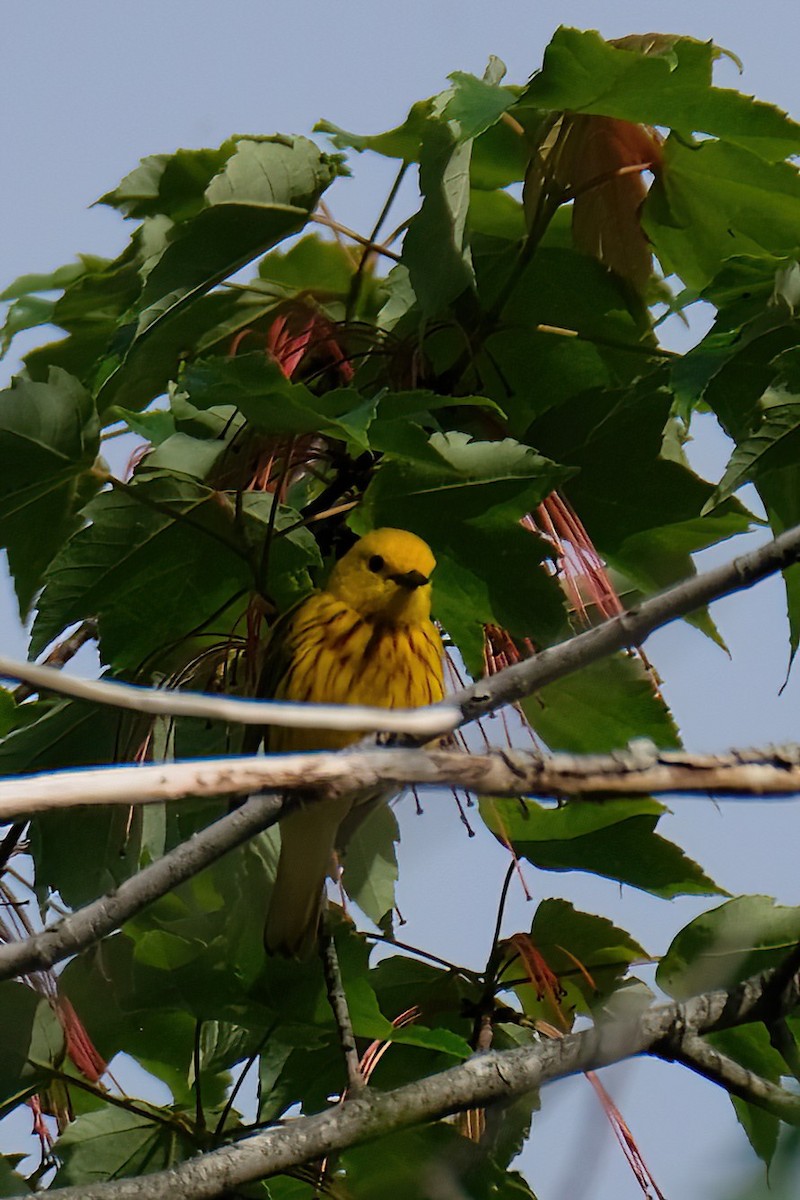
left=264, top=796, right=352, bottom=960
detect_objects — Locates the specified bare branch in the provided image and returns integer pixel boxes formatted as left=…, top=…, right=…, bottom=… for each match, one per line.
left=37, top=960, right=800, bottom=1200
left=660, top=1032, right=800, bottom=1126
left=12, top=619, right=97, bottom=703
left=0, top=653, right=459, bottom=739
left=5, top=744, right=800, bottom=820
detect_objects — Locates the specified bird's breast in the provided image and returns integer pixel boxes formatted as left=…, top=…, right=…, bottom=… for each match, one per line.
left=269, top=593, right=444, bottom=753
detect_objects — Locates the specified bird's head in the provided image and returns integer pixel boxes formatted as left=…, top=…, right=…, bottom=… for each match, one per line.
left=326, top=528, right=437, bottom=625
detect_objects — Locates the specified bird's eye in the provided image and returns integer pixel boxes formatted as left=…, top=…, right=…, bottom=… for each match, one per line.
left=367, top=554, right=384, bottom=573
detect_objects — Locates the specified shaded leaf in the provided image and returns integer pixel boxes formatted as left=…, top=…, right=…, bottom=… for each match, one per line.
left=181, top=353, right=378, bottom=450
left=97, top=142, right=237, bottom=220
left=402, top=119, right=476, bottom=315
left=514, top=898, right=648, bottom=1017
left=30, top=475, right=251, bottom=668
left=0, top=1156, right=32, bottom=1196
left=0, top=984, right=45, bottom=1108
left=53, top=1108, right=192, bottom=1186
left=704, top=389, right=800, bottom=512
left=0, top=369, right=100, bottom=615
left=341, top=1124, right=537, bottom=1200
left=709, top=1025, right=785, bottom=1167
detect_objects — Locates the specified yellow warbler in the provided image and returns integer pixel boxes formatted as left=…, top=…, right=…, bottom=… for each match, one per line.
left=261, top=527, right=445, bottom=958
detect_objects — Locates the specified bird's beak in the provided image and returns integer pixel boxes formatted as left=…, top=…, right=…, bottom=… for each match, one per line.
left=389, top=569, right=430, bottom=591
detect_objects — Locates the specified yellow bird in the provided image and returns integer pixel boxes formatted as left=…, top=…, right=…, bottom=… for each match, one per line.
left=261, top=527, right=445, bottom=958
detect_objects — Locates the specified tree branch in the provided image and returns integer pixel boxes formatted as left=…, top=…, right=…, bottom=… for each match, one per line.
left=0, top=793, right=287, bottom=984
left=4, top=744, right=800, bottom=820
left=36, top=961, right=800, bottom=1200
left=0, top=654, right=459, bottom=740
left=659, top=1032, right=800, bottom=1126
left=12, top=619, right=97, bottom=703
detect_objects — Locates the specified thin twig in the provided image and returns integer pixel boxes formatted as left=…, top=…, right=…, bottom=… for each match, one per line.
left=346, top=161, right=408, bottom=322
left=12, top=619, right=98, bottom=702
left=193, top=1021, right=206, bottom=1133
left=488, top=861, right=517, bottom=966
left=213, top=1026, right=276, bottom=1142
left=309, top=213, right=402, bottom=263
left=365, top=932, right=476, bottom=980
left=319, top=919, right=365, bottom=1096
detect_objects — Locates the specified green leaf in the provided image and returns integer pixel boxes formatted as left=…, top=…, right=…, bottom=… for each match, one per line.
left=341, top=1124, right=537, bottom=1200
left=479, top=245, right=655, bottom=435
left=520, top=899, right=648, bottom=1013
left=0, top=295, right=56, bottom=358
left=355, top=430, right=570, bottom=671
left=258, top=234, right=358, bottom=295
left=131, top=137, right=339, bottom=342
left=704, top=389, right=800, bottom=511
left=708, top=1025, right=785, bottom=1167
left=53, top=1108, right=192, bottom=1186
left=645, top=137, right=800, bottom=292
left=0, top=984, right=44, bottom=1108
left=30, top=474, right=318, bottom=670
left=22, top=242, right=149, bottom=392
left=0, top=260, right=87, bottom=302
left=90, top=138, right=339, bottom=414
left=0, top=1156, right=32, bottom=1196
left=506, top=902, right=652, bottom=1017
left=657, top=895, right=800, bottom=998
left=521, top=653, right=681, bottom=754
left=95, top=288, right=281, bottom=416
left=181, top=354, right=377, bottom=451
left=523, top=28, right=800, bottom=161
left=480, top=797, right=721, bottom=898
left=443, top=71, right=518, bottom=141
left=0, top=369, right=100, bottom=616
left=315, top=101, right=435, bottom=162
left=0, top=695, right=140, bottom=907
left=110, top=406, right=176, bottom=446
left=341, top=802, right=399, bottom=932
left=528, top=373, right=753, bottom=639
left=97, top=142, right=237, bottom=220
left=30, top=474, right=251, bottom=668
left=401, top=119, right=476, bottom=315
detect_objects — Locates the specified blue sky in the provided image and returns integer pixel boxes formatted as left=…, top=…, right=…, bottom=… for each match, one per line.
left=2, top=3, right=799, bottom=1197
